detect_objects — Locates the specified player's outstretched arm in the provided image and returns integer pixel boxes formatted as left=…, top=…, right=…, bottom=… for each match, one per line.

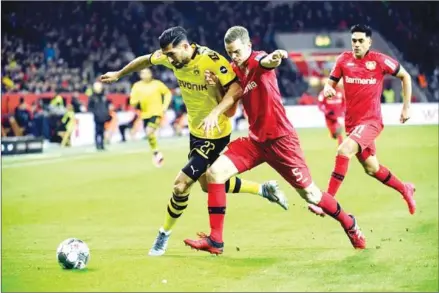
left=260, top=49, right=288, bottom=69
left=100, top=54, right=153, bottom=83
left=395, top=65, right=412, bottom=123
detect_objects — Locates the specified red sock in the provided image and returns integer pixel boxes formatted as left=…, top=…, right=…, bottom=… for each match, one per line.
left=337, top=135, right=343, bottom=146
left=327, top=155, right=350, bottom=196
left=374, top=165, right=405, bottom=194
left=317, top=192, right=354, bottom=230
left=208, top=183, right=226, bottom=243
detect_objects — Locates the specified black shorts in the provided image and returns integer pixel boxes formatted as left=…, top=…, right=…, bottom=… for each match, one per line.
left=182, top=133, right=231, bottom=181
left=143, top=116, right=161, bottom=129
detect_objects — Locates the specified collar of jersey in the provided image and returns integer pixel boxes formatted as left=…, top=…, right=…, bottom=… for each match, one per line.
left=352, top=50, right=370, bottom=59
left=190, top=43, right=199, bottom=59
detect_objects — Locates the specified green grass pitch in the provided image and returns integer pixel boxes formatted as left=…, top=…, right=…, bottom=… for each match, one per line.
left=2, top=125, right=438, bottom=292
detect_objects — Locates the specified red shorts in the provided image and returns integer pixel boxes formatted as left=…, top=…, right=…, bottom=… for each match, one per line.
left=325, top=117, right=343, bottom=137
left=347, top=122, right=383, bottom=161
left=224, top=134, right=312, bottom=189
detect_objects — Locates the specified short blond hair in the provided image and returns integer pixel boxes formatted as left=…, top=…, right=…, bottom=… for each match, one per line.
left=224, top=26, right=250, bottom=44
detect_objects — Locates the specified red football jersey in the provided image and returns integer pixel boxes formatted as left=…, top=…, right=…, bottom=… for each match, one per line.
left=329, top=50, right=400, bottom=129
left=232, top=51, right=294, bottom=142
left=318, top=89, right=345, bottom=118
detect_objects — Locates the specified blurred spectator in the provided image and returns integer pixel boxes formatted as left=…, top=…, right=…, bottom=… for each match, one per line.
left=1, top=1, right=437, bottom=103
left=14, top=97, right=33, bottom=135
left=88, top=81, right=110, bottom=150
left=383, top=86, right=396, bottom=104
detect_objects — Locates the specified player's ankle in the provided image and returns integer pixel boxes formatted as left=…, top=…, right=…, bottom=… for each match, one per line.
left=159, top=227, right=172, bottom=236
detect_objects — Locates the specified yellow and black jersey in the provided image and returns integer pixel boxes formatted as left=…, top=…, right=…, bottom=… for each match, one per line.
left=130, top=79, right=172, bottom=119
left=149, top=43, right=237, bottom=139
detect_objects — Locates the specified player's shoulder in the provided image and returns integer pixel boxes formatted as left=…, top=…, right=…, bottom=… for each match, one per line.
left=336, top=51, right=353, bottom=63
left=197, top=44, right=225, bottom=59
left=132, top=81, right=142, bottom=87
left=253, top=50, right=268, bottom=60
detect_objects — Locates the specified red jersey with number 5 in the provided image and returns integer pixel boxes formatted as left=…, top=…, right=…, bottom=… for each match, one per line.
left=231, top=51, right=294, bottom=142
left=329, top=50, right=400, bottom=130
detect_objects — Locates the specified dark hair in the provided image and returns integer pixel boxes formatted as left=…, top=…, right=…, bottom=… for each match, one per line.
left=350, top=24, right=372, bottom=37
left=159, top=26, right=188, bottom=49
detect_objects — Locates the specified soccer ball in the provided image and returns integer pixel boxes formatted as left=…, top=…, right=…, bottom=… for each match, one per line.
left=56, top=238, right=90, bottom=270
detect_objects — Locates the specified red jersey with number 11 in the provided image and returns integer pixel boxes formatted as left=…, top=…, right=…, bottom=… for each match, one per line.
left=231, top=51, right=294, bottom=142
left=329, top=50, right=400, bottom=130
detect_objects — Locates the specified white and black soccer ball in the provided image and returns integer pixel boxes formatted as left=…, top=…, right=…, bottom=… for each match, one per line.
left=56, top=238, right=90, bottom=270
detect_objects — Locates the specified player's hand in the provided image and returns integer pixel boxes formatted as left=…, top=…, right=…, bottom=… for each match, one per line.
left=100, top=71, right=120, bottom=84
left=198, top=111, right=221, bottom=136
left=271, top=49, right=288, bottom=61
left=204, top=70, right=219, bottom=86
left=400, top=106, right=411, bottom=124
left=323, top=85, right=337, bottom=99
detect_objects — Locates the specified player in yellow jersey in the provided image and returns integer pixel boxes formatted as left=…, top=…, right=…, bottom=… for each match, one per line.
left=100, top=27, right=288, bottom=256
left=130, top=68, right=172, bottom=167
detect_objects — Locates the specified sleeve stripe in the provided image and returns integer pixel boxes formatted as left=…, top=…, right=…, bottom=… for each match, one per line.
left=223, top=76, right=239, bottom=89
left=148, top=53, right=155, bottom=65
left=391, top=64, right=401, bottom=76
left=329, top=75, right=341, bottom=82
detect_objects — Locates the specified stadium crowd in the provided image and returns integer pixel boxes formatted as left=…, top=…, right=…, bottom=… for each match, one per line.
left=2, top=1, right=438, bottom=140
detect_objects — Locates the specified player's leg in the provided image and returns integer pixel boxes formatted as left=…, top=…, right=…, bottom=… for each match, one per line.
left=184, top=137, right=276, bottom=254
left=326, top=123, right=382, bottom=197
left=295, top=183, right=365, bottom=249
left=145, top=117, right=164, bottom=167
left=357, top=147, right=416, bottom=214
left=333, top=123, right=344, bottom=146
left=265, top=134, right=365, bottom=249
left=198, top=168, right=284, bottom=206
left=149, top=153, right=208, bottom=256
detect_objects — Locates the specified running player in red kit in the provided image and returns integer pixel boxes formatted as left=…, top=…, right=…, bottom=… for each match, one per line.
left=183, top=26, right=366, bottom=254
left=308, top=24, right=416, bottom=217
left=317, top=80, right=345, bottom=145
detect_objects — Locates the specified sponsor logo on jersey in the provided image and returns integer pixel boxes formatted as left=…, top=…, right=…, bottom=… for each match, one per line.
left=177, top=79, right=208, bottom=91
left=344, top=76, right=377, bottom=85
left=243, top=81, right=258, bottom=94
left=220, top=66, right=228, bottom=74
left=365, top=61, right=376, bottom=70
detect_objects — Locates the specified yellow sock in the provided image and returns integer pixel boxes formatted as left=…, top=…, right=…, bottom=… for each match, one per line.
left=162, top=193, right=189, bottom=232
left=225, top=177, right=261, bottom=195
left=147, top=133, right=158, bottom=152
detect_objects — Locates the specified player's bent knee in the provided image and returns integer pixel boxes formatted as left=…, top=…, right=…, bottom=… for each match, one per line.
left=206, top=166, right=223, bottom=184
left=173, top=181, right=190, bottom=196
left=337, top=139, right=356, bottom=158
left=363, top=164, right=379, bottom=176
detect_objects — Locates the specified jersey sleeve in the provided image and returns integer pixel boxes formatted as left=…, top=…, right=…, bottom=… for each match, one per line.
left=377, top=53, right=400, bottom=76
left=209, top=53, right=238, bottom=88
left=329, top=54, right=344, bottom=82
left=251, top=51, right=273, bottom=72
left=149, top=50, right=172, bottom=69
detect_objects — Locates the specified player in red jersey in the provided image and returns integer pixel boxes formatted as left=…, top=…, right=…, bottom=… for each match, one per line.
left=308, top=24, right=416, bottom=217
left=317, top=80, right=345, bottom=145
left=183, top=26, right=366, bottom=254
